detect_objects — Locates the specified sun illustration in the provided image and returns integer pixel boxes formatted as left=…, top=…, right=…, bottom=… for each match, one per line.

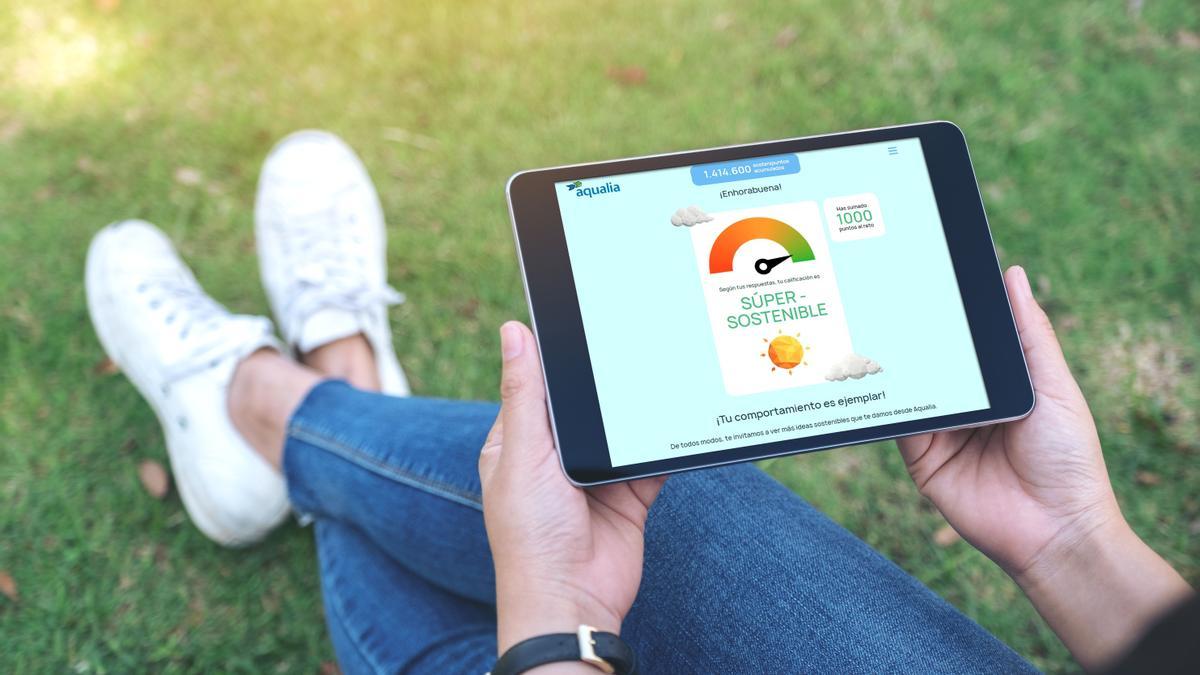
left=761, top=331, right=811, bottom=374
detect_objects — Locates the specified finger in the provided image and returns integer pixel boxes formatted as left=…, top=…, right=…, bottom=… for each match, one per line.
left=588, top=475, right=667, bottom=526
left=628, top=475, right=668, bottom=510
left=484, top=414, right=504, bottom=449
left=894, top=428, right=973, bottom=492
left=1005, top=266, right=1080, bottom=398
left=895, top=267, right=1067, bottom=480
left=896, top=432, right=934, bottom=466
left=478, top=413, right=503, bottom=484
left=497, top=321, right=555, bottom=463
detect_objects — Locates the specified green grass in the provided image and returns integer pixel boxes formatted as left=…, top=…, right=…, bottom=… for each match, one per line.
left=1, top=0, right=1197, bottom=672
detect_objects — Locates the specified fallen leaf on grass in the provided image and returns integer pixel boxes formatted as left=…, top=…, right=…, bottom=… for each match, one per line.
left=775, top=26, right=798, bottom=48
left=93, top=356, right=119, bottom=376
left=5, top=302, right=42, bottom=342
left=138, top=460, right=170, bottom=499
left=456, top=298, right=480, bottom=319
left=1135, top=470, right=1160, bottom=486
left=0, top=119, right=24, bottom=144
left=606, top=65, right=647, bottom=87
left=76, top=156, right=102, bottom=176
left=0, top=570, right=17, bottom=602
left=1177, top=30, right=1200, bottom=51
left=933, top=524, right=961, bottom=547
left=320, top=661, right=342, bottom=675
left=174, top=167, right=203, bottom=187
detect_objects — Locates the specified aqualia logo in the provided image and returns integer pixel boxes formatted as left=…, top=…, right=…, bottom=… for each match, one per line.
left=565, top=179, right=621, bottom=198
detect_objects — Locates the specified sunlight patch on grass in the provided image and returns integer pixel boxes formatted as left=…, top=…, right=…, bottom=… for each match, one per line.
left=6, top=8, right=126, bottom=95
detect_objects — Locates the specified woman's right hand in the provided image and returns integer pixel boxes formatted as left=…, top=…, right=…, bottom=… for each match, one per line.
left=479, top=321, right=665, bottom=666
left=897, top=265, right=1192, bottom=670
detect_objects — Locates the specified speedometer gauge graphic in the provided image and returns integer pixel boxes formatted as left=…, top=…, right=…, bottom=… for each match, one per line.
left=707, top=217, right=816, bottom=275
left=689, top=203, right=852, bottom=395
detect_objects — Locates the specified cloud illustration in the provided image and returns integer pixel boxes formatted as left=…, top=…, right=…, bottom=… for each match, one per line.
left=670, top=205, right=713, bottom=227
left=824, top=353, right=883, bottom=381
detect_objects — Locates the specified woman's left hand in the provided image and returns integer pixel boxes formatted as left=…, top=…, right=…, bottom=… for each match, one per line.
left=479, top=321, right=666, bottom=654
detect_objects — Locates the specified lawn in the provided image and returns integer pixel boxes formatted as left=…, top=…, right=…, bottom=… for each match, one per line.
left=1, top=0, right=1197, bottom=672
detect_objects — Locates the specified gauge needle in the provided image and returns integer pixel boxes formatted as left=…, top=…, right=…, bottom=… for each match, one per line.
left=755, top=254, right=791, bottom=275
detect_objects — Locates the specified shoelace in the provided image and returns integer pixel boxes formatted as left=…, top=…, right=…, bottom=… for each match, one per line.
left=139, top=272, right=224, bottom=341
left=278, top=202, right=405, bottom=338
left=137, top=272, right=256, bottom=385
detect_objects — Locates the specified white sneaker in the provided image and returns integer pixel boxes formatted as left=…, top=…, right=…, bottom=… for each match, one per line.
left=254, top=130, right=410, bottom=396
left=86, top=220, right=290, bottom=547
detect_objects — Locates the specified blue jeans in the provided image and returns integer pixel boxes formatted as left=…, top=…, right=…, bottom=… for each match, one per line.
left=284, top=381, right=1035, bottom=674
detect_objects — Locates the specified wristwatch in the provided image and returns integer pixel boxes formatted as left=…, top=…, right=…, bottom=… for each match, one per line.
left=489, top=624, right=637, bottom=675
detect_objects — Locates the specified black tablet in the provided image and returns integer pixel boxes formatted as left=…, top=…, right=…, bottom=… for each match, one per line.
left=506, top=121, right=1033, bottom=485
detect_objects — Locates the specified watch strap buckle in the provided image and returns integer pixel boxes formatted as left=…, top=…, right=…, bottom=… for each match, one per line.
left=577, top=624, right=616, bottom=673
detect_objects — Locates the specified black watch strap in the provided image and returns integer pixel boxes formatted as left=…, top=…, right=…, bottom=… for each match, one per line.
left=490, top=625, right=637, bottom=675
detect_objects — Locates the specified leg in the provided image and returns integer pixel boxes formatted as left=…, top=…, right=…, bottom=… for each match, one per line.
left=626, top=465, right=1037, bottom=673
left=228, top=335, right=382, bottom=471
left=315, top=519, right=495, bottom=674
left=227, top=325, right=500, bottom=673
left=304, top=334, right=382, bottom=392
left=286, top=380, right=498, bottom=603
left=234, top=359, right=1032, bottom=672
left=227, top=344, right=499, bottom=603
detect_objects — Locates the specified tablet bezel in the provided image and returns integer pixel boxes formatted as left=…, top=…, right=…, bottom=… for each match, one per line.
left=507, top=121, right=1034, bottom=486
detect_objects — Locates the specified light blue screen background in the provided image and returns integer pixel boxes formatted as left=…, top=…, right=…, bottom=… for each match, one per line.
left=555, top=138, right=989, bottom=467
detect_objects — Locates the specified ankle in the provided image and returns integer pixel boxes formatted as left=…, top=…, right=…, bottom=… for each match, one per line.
left=228, top=349, right=319, bottom=470
left=301, top=334, right=381, bottom=391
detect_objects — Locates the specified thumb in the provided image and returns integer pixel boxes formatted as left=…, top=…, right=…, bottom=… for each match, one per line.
left=478, top=415, right=503, bottom=485
left=498, top=321, right=554, bottom=460
left=1005, top=266, right=1081, bottom=400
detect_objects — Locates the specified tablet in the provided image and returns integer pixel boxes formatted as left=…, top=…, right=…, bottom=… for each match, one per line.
left=507, top=121, right=1033, bottom=485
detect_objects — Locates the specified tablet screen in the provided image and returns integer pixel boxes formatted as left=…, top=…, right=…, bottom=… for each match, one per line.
left=554, top=137, right=989, bottom=467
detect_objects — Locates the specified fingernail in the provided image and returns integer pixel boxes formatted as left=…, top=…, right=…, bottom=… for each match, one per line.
left=500, top=322, right=524, bottom=361
left=1012, top=265, right=1032, bottom=299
